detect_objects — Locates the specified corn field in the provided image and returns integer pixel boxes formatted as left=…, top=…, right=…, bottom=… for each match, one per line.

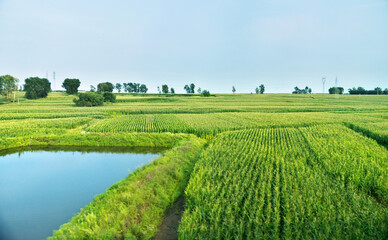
left=179, top=126, right=387, bottom=239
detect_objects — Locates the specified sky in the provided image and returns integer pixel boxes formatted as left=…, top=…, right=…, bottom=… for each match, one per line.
left=0, top=0, right=387, bottom=93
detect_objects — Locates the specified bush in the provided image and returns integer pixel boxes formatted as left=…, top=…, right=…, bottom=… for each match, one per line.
left=202, top=90, right=210, bottom=97
left=329, top=87, right=344, bottom=94
left=73, top=92, right=104, bottom=107
left=103, top=92, right=116, bottom=102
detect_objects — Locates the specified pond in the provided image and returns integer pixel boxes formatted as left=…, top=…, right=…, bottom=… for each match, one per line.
left=0, top=146, right=161, bottom=240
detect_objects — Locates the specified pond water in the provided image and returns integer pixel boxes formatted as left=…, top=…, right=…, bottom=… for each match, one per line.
left=0, top=146, right=161, bottom=240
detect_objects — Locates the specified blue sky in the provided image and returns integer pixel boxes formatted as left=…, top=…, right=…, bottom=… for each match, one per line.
left=0, top=0, right=387, bottom=93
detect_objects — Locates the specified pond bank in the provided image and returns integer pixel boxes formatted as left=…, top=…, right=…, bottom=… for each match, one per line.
left=0, top=132, right=190, bottom=152
left=48, top=135, right=205, bottom=239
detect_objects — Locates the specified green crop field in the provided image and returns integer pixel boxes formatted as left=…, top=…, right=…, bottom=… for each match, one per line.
left=180, top=126, right=387, bottom=239
left=0, top=92, right=387, bottom=239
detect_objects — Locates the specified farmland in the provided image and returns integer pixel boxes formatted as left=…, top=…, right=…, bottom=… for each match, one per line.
left=179, top=126, right=387, bottom=239
left=0, top=92, right=387, bottom=239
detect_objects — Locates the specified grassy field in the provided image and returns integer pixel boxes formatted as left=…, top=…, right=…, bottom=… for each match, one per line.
left=0, top=92, right=387, bottom=239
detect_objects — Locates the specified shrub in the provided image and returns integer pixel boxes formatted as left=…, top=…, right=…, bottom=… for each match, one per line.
left=73, top=92, right=104, bottom=107
left=202, top=90, right=210, bottom=97
left=103, top=92, right=116, bottom=103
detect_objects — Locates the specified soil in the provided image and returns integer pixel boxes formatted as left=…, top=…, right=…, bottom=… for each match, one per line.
left=154, top=194, right=185, bottom=240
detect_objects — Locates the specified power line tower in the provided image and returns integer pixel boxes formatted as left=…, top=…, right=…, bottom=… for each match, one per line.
left=322, top=77, right=326, bottom=94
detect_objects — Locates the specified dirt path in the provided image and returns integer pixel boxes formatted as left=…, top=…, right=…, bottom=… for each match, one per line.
left=154, top=194, right=185, bottom=240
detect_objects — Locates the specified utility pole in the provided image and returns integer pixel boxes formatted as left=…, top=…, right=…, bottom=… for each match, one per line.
left=322, top=77, right=326, bottom=94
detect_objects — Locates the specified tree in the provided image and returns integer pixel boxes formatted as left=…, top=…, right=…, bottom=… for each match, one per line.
left=133, top=83, right=140, bottom=93
left=162, top=84, right=169, bottom=94
left=190, top=83, right=195, bottom=93
left=97, top=82, right=114, bottom=93
left=157, top=86, right=161, bottom=94
left=73, top=92, right=104, bottom=107
left=184, top=85, right=190, bottom=93
left=348, top=87, right=367, bottom=95
left=202, top=89, right=210, bottom=97
left=255, top=87, right=259, bottom=94
left=115, top=83, right=122, bottom=93
left=259, top=84, right=265, bottom=94
left=329, top=87, right=344, bottom=94
left=0, top=75, right=19, bottom=101
left=170, top=88, right=175, bottom=94
left=140, top=84, right=148, bottom=93
left=292, top=86, right=311, bottom=94
left=348, top=86, right=386, bottom=95
left=126, top=83, right=134, bottom=93
left=348, top=87, right=356, bottom=94
left=197, top=87, right=202, bottom=94
left=103, top=92, right=116, bottom=102
left=232, top=86, right=236, bottom=94
left=123, top=83, right=128, bottom=93
left=90, top=85, right=96, bottom=92
left=357, top=86, right=366, bottom=92
left=292, top=86, right=300, bottom=94
left=24, top=77, right=51, bottom=99
left=62, top=78, right=80, bottom=94
left=384, top=88, right=388, bottom=95
left=123, top=82, right=143, bottom=93
left=375, top=87, right=382, bottom=95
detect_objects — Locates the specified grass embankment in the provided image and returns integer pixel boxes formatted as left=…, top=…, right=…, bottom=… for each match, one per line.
left=0, top=132, right=188, bottom=152
left=48, top=135, right=205, bottom=240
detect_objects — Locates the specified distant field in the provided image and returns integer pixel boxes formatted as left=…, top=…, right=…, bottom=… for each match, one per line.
left=0, top=92, right=387, bottom=239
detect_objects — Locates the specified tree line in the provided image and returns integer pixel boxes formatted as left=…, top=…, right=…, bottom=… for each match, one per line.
left=326, top=86, right=388, bottom=95
left=292, top=86, right=312, bottom=94
left=1, top=74, right=266, bottom=99
left=4, top=74, right=386, bottom=102
left=116, top=83, right=148, bottom=93
left=348, top=87, right=388, bottom=95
